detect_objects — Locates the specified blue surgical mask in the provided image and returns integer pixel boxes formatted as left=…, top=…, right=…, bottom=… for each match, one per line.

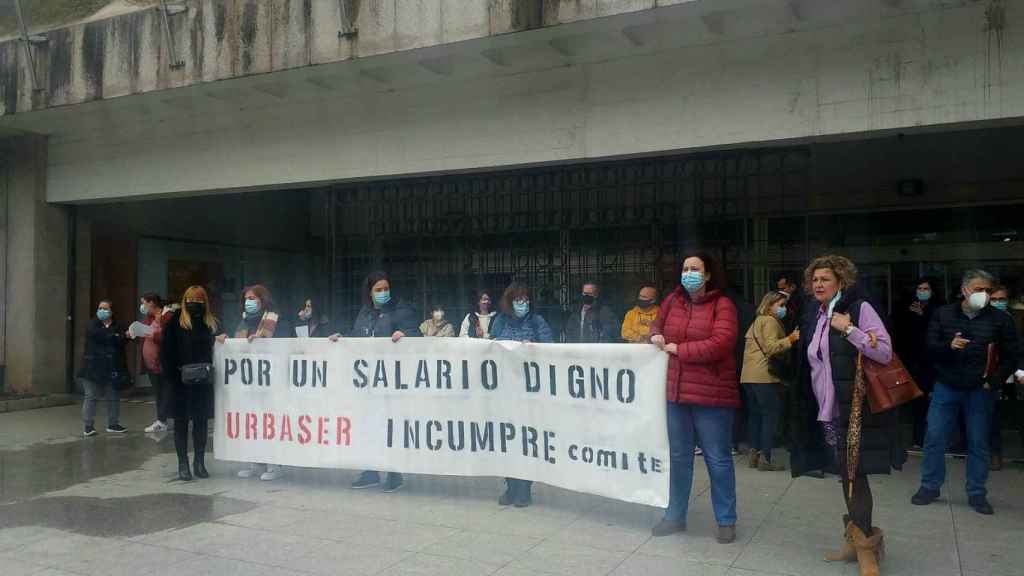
left=244, top=298, right=260, bottom=315
left=916, top=290, right=932, bottom=302
left=992, top=300, right=1008, bottom=312
left=139, top=304, right=149, bottom=316
left=513, top=300, right=529, bottom=318
left=372, top=290, right=391, bottom=308
left=775, top=306, right=787, bottom=320
left=97, top=309, right=111, bottom=321
left=680, top=271, right=705, bottom=293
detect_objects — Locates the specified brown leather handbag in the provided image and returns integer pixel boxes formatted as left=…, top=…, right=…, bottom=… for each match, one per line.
left=861, top=352, right=923, bottom=414
left=859, top=331, right=923, bottom=413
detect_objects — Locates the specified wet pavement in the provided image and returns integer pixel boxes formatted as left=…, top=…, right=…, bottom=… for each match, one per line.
left=1, top=403, right=1023, bottom=576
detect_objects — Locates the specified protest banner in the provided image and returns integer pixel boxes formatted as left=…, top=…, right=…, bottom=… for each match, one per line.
left=214, top=337, right=669, bottom=507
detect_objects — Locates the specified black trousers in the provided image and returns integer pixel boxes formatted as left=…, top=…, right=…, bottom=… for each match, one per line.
left=841, top=472, right=873, bottom=534
left=742, top=383, right=782, bottom=461
left=173, top=382, right=211, bottom=459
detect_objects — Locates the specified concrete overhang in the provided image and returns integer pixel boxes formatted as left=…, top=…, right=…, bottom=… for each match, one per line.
left=0, top=0, right=1011, bottom=203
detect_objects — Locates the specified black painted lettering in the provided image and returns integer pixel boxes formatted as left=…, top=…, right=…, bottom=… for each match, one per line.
left=617, top=369, right=636, bottom=403
left=353, top=359, right=368, bottom=388
left=568, top=365, right=585, bottom=398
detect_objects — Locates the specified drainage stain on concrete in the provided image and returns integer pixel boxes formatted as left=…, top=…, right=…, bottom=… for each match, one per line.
left=0, top=433, right=176, bottom=503
left=0, top=493, right=257, bottom=537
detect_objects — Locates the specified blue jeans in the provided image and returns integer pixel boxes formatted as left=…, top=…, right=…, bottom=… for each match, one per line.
left=921, top=382, right=996, bottom=497
left=664, top=402, right=737, bottom=526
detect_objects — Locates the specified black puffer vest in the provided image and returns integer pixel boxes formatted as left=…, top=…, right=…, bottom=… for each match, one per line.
left=791, top=297, right=907, bottom=477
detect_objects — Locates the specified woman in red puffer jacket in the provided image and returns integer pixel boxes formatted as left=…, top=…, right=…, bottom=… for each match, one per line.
left=649, top=250, right=739, bottom=544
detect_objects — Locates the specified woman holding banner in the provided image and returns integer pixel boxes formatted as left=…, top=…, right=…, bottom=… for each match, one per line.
left=161, top=285, right=222, bottom=481
left=789, top=255, right=898, bottom=576
left=231, top=284, right=284, bottom=481
left=490, top=280, right=554, bottom=507
left=346, top=271, right=420, bottom=492
left=649, top=251, right=739, bottom=544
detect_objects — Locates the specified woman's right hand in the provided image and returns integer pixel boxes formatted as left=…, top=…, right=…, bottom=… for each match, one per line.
left=328, top=333, right=341, bottom=342
left=650, top=334, right=666, bottom=349
left=788, top=329, right=800, bottom=343
left=215, top=334, right=227, bottom=344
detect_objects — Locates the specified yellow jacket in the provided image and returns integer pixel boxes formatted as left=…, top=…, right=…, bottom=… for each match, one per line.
left=740, top=315, right=794, bottom=384
left=621, top=305, right=660, bottom=343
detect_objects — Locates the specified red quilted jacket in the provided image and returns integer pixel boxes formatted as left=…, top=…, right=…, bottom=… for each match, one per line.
left=650, top=287, right=739, bottom=407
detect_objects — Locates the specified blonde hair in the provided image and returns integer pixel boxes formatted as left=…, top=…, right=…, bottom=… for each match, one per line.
left=804, top=255, right=858, bottom=291
left=180, top=285, right=220, bottom=331
left=756, top=291, right=789, bottom=317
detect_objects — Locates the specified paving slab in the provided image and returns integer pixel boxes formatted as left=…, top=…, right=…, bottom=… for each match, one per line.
left=2, top=403, right=1023, bottom=576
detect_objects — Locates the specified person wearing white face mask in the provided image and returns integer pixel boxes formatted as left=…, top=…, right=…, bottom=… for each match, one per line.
left=460, top=291, right=497, bottom=338
left=420, top=305, right=455, bottom=337
left=913, top=270, right=1019, bottom=516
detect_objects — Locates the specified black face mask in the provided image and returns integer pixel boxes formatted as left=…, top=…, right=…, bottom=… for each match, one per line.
left=186, top=302, right=206, bottom=318
left=581, top=294, right=596, bottom=305
left=637, top=299, right=655, bottom=309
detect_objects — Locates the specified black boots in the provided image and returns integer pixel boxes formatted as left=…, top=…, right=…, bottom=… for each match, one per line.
left=193, top=453, right=209, bottom=479
left=178, top=457, right=193, bottom=481
left=499, top=479, right=533, bottom=507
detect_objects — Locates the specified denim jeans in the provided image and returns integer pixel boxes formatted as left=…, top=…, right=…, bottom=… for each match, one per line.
left=921, top=382, right=996, bottom=497
left=81, top=378, right=120, bottom=428
left=742, top=384, right=781, bottom=462
left=664, top=402, right=737, bottom=526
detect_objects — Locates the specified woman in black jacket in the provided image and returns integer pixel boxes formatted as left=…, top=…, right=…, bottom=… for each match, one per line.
left=80, top=299, right=129, bottom=436
left=789, top=256, right=903, bottom=576
left=338, top=271, right=419, bottom=492
left=161, top=285, right=222, bottom=481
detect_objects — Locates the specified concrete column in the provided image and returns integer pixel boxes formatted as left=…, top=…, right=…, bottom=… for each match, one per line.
left=3, top=135, right=69, bottom=395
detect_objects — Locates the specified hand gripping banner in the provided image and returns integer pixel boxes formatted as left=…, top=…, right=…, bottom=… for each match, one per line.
left=214, top=337, right=669, bottom=507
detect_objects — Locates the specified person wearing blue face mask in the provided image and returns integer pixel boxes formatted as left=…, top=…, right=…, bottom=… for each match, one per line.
left=988, top=285, right=1016, bottom=471
left=489, top=281, right=554, bottom=507
left=740, top=292, right=800, bottom=472
left=346, top=271, right=421, bottom=492
left=893, top=279, right=942, bottom=450
left=649, top=252, right=740, bottom=544
left=227, top=284, right=284, bottom=481
left=79, top=299, right=129, bottom=437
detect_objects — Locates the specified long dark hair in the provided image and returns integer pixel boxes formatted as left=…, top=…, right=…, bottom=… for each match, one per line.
left=363, top=271, right=390, bottom=308
left=681, top=250, right=729, bottom=293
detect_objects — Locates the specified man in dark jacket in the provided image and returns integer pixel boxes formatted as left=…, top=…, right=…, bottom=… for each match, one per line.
left=564, top=282, right=620, bottom=343
left=913, top=270, right=1018, bottom=515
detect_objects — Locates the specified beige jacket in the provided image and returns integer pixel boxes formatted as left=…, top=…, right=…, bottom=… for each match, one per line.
left=740, top=315, right=793, bottom=384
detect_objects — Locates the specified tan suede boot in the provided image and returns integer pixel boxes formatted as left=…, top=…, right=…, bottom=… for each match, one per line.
left=824, top=521, right=856, bottom=562
left=748, top=449, right=760, bottom=469
left=850, top=524, right=885, bottom=576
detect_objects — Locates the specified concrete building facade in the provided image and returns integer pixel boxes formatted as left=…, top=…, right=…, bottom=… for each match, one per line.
left=0, top=0, right=1022, bottom=394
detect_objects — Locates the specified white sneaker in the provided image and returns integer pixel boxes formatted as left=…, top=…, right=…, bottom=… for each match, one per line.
left=144, top=420, right=167, bottom=433
left=694, top=447, right=704, bottom=456
left=238, top=464, right=262, bottom=479
left=260, top=465, right=283, bottom=481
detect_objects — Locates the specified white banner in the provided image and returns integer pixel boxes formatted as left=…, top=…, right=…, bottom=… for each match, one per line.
left=214, top=337, right=669, bottom=507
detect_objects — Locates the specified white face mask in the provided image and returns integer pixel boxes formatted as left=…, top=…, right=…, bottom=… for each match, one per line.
left=967, top=291, right=989, bottom=311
